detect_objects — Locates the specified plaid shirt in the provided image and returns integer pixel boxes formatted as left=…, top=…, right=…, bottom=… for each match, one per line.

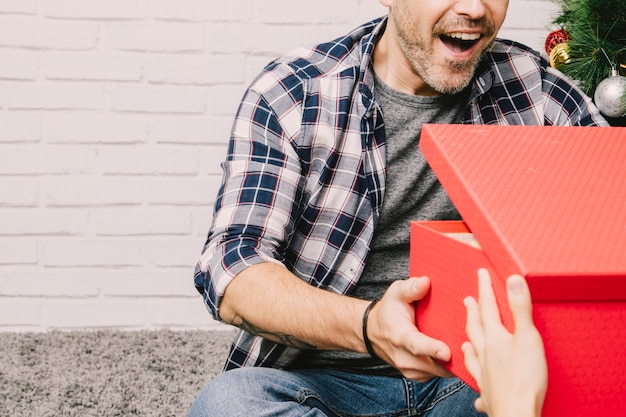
left=194, top=17, right=608, bottom=371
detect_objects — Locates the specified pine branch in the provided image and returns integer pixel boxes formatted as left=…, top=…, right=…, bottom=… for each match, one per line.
left=552, top=0, right=626, bottom=96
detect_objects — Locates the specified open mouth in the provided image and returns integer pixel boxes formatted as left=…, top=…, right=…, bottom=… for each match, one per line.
left=440, top=32, right=481, bottom=53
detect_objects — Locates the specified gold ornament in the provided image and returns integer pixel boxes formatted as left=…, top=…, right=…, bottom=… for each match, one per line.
left=549, top=43, right=571, bottom=69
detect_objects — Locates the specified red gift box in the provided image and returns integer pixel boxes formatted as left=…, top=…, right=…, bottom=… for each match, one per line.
left=410, top=124, right=626, bottom=417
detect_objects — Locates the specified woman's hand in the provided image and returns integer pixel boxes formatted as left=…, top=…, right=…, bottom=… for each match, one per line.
left=462, top=269, right=547, bottom=417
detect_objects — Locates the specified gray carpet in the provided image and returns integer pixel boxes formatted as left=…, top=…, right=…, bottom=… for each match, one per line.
left=0, top=329, right=236, bottom=417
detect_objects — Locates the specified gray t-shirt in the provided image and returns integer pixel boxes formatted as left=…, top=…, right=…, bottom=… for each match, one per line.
left=290, top=74, right=467, bottom=375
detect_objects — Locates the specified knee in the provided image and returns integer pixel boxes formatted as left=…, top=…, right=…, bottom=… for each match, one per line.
left=188, top=370, right=245, bottom=417
left=187, top=367, right=301, bottom=417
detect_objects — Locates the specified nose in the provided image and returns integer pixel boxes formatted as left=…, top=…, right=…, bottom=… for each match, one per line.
left=453, top=0, right=487, bottom=19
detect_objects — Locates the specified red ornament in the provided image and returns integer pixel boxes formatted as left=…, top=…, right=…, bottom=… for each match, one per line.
left=545, top=29, right=570, bottom=55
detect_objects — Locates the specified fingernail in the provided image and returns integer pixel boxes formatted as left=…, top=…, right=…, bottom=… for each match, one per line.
left=507, top=275, right=525, bottom=293
left=435, top=347, right=451, bottom=361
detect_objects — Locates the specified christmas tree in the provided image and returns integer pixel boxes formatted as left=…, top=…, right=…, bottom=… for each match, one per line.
left=549, top=0, right=626, bottom=124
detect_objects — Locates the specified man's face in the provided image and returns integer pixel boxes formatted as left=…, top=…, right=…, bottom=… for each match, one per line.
left=387, top=0, right=509, bottom=94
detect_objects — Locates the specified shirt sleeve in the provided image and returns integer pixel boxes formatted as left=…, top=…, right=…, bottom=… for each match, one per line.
left=542, top=66, right=610, bottom=127
left=194, top=66, right=305, bottom=321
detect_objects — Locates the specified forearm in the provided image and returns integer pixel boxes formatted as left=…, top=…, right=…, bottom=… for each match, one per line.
left=220, top=262, right=369, bottom=352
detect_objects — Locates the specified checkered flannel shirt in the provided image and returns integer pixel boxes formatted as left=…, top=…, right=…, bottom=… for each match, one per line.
left=194, top=17, right=608, bottom=371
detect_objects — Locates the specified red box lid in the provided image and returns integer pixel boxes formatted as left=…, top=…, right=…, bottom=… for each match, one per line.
left=420, top=124, right=626, bottom=301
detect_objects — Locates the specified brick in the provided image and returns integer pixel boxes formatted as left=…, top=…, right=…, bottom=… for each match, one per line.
left=151, top=0, right=215, bottom=22
left=45, top=299, right=145, bottom=329
left=0, top=300, right=41, bottom=326
left=99, top=269, right=195, bottom=297
left=97, top=147, right=200, bottom=175
left=146, top=238, right=201, bottom=267
left=0, top=17, right=98, bottom=50
left=111, top=85, right=206, bottom=114
left=0, top=51, right=38, bottom=80
left=94, top=208, right=192, bottom=236
left=146, top=298, right=222, bottom=329
left=105, top=22, right=204, bottom=52
left=0, top=0, right=559, bottom=333
left=356, top=0, right=388, bottom=22
left=146, top=54, right=244, bottom=85
left=206, top=1, right=254, bottom=22
left=0, top=269, right=99, bottom=297
left=46, top=114, right=147, bottom=144
left=0, top=146, right=96, bottom=175
left=206, top=22, right=280, bottom=54
left=5, top=83, right=105, bottom=111
left=44, top=52, right=143, bottom=81
left=207, top=84, right=245, bottom=117
left=300, top=23, right=358, bottom=49
left=253, top=1, right=359, bottom=24
left=144, top=178, right=214, bottom=206
left=148, top=117, right=231, bottom=145
left=0, top=113, right=42, bottom=143
left=0, top=179, right=40, bottom=207
left=41, top=239, right=143, bottom=267
left=0, top=209, right=87, bottom=235
left=497, top=28, right=548, bottom=54
left=0, top=0, right=38, bottom=14
left=46, top=0, right=146, bottom=19
left=503, top=1, right=560, bottom=30
left=44, top=178, right=143, bottom=207
left=192, top=207, right=214, bottom=237
left=199, top=147, right=228, bottom=175
left=245, top=55, right=278, bottom=83
left=0, top=239, right=37, bottom=265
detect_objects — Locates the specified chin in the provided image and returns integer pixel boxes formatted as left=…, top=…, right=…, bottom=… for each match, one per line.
left=427, top=72, right=474, bottom=95
left=432, top=57, right=482, bottom=94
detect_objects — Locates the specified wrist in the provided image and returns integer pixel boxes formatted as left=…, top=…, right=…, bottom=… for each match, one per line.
left=491, top=395, right=543, bottom=417
left=362, top=299, right=379, bottom=358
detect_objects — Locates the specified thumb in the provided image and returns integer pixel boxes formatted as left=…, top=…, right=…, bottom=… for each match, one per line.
left=506, top=275, right=534, bottom=331
left=396, top=276, right=431, bottom=304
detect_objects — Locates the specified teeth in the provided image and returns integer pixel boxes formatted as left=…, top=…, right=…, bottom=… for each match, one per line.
left=447, top=32, right=481, bottom=41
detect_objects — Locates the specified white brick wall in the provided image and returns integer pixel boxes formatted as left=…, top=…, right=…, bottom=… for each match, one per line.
left=0, top=0, right=559, bottom=332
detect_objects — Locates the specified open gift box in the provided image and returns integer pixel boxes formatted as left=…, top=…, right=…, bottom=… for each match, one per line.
left=410, top=124, right=626, bottom=417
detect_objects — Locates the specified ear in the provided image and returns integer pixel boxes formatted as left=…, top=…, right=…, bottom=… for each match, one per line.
left=379, top=0, right=393, bottom=8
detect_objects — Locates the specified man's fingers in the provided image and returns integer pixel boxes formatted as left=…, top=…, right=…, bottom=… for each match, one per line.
left=410, top=331, right=451, bottom=362
left=390, top=276, right=431, bottom=304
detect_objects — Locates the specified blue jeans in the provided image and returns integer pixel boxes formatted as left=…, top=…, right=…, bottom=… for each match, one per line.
left=188, top=367, right=484, bottom=417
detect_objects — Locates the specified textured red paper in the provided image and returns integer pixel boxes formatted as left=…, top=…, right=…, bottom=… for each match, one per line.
left=411, top=124, right=626, bottom=417
left=420, top=124, right=626, bottom=298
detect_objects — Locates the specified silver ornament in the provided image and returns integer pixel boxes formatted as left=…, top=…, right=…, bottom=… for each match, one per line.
left=594, top=69, right=626, bottom=118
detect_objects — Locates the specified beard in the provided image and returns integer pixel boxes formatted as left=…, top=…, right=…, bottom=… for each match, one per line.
left=393, top=11, right=496, bottom=95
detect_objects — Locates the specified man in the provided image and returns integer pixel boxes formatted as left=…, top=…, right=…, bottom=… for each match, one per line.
left=190, top=0, right=607, bottom=415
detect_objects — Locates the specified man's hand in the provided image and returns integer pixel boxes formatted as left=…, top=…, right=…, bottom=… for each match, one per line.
left=462, top=269, right=547, bottom=417
left=365, top=276, right=454, bottom=381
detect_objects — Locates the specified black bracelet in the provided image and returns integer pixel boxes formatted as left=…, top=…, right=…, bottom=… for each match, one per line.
left=362, top=299, right=379, bottom=358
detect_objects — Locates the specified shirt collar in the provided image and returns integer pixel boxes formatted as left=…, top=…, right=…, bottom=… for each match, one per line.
left=359, top=17, right=387, bottom=111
